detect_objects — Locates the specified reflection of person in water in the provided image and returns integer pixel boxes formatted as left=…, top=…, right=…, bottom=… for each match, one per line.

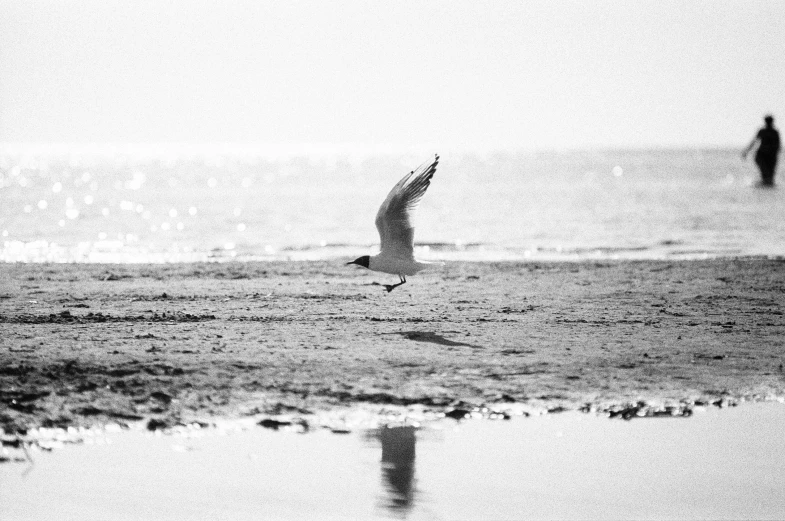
left=743, top=115, right=781, bottom=186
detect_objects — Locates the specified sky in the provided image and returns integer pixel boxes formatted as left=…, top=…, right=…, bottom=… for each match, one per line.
left=1, top=0, right=783, bottom=150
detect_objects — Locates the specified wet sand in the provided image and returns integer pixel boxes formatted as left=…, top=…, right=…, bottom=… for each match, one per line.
left=1, top=259, right=784, bottom=433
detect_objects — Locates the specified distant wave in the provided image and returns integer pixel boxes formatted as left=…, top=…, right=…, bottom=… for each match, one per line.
left=1, top=239, right=775, bottom=264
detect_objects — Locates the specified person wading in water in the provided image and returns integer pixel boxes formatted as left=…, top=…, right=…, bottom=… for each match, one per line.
left=743, top=114, right=781, bottom=186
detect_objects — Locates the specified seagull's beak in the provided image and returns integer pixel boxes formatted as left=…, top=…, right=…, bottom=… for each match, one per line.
left=346, top=256, right=369, bottom=268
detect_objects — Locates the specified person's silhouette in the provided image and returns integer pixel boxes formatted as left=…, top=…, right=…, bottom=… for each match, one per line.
left=743, top=115, right=781, bottom=186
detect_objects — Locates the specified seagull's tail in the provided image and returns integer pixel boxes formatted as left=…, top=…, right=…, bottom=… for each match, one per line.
left=415, top=260, right=446, bottom=270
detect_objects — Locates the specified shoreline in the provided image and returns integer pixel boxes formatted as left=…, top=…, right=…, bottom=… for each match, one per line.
left=7, top=243, right=782, bottom=264
left=2, top=258, right=784, bottom=434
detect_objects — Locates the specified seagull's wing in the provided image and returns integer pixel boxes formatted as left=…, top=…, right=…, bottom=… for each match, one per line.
left=375, top=154, right=439, bottom=259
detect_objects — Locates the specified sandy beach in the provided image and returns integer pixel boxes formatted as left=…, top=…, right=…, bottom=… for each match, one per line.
left=1, top=258, right=784, bottom=433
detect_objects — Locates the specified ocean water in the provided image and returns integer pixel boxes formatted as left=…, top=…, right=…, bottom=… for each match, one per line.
left=1, top=144, right=784, bottom=263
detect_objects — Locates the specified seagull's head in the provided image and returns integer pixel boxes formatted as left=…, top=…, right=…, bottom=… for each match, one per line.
left=346, top=255, right=370, bottom=269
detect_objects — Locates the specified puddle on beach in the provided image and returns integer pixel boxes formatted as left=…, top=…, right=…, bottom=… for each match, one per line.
left=2, top=402, right=784, bottom=520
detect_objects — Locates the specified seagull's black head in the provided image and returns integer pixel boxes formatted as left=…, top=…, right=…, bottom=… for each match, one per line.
left=347, top=255, right=370, bottom=269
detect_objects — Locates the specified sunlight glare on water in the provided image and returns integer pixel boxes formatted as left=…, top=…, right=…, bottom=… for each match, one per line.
left=1, top=144, right=784, bottom=263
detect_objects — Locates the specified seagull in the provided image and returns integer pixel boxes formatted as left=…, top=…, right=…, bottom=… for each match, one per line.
left=348, top=154, right=440, bottom=292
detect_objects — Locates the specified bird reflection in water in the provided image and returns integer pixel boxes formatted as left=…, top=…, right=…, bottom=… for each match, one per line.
left=367, top=424, right=418, bottom=515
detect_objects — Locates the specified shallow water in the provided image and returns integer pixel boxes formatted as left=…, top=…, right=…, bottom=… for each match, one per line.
left=2, top=402, right=784, bottom=520
left=2, top=145, right=784, bottom=262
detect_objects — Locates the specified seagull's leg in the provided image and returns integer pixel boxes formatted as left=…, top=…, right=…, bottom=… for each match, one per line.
left=384, top=275, right=407, bottom=293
